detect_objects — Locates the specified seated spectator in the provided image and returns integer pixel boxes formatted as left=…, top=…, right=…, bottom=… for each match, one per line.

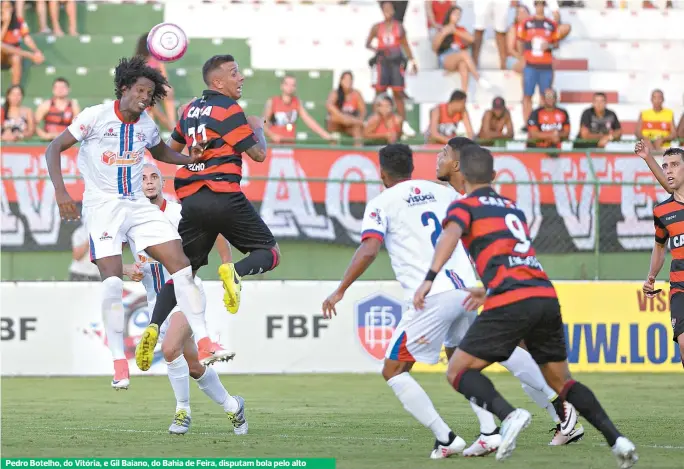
left=575, top=92, right=622, bottom=149
left=432, top=6, right=491, bottom=92
left=506, top=4, right=530, bottom=74
left=478, top=97, right=514, bottom=145
left=363, top=94, right=402, bottom=145
left=425, top=0, right=456, bottom=38
left=527, top=88, right=570, bottom=150
left=326, top=71, right=366, bottom=146
left=426, top=90, right=473, bottom=144
left=519, top=0, right=572, bottom=40
left=35, top=77, right=80, bottom=141
left=1, top=0, right=44, bottom=86
left=636, top=89, right=676, bottom=150
left=677, top=109, right=684, bottom=143
left=68, top=223, right=101, bottom=282
left=264, top=75, right=333, bottom=144
left=37, top=0, right=78, bottom=37
left=1, top=85, right=34, bottom=141
left=135, top=34, right=175, bottom=131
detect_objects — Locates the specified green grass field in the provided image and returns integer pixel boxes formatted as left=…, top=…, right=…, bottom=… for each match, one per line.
left=2, top=374, right=682, bottom=468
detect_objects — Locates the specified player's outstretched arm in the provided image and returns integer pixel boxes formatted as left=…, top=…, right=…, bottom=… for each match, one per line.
left=45, top=130, right=80, bottom=221
left=244, top=116, right=268, bottom=162
left=635, top=139, right=672, bottom=193
left=148, top=140, right=195, bottom=166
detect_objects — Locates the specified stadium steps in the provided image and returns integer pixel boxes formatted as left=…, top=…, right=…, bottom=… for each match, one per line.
left=560, top=91, right=620, bottom=104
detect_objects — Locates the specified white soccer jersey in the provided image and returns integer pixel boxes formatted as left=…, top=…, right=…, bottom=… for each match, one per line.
left=360, top=180, right=477, bottom=302
left=67, top=101, right=161, bottom=207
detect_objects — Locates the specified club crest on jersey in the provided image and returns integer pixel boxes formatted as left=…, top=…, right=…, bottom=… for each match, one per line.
left=101, top=149, right=144, bottom=166
left=135, top=130, right=146, bottom=142
left=103, top=127, right=118, bottom=138
left=354, top=293, right=403, bottom=360
left=369, top=209, right=383, bottom=225
left=405, top=186, right=436, bottom=206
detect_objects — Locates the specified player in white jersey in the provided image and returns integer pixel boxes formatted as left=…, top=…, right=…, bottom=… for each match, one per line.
left=123, top=164, right=247, bottom=435
left=45, top=57, right=233, bottom=390
left=321, top=141, right=582, bottom=459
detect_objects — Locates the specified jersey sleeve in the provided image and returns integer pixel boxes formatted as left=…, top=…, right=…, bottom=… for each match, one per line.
left=146, top=121, right=161, bottom=148
left=654, top=213, right=669, bottom=245
left=360, top=201, right=388, bottom=242
left=527, top=109, right=540, bottom=132
left=443, top=200, right=471, bottom=234
left=170, top=120, right=185, bottom=145
left=67, top=105, right=99, bottom=142
left=212, top=103, right=257, bottom=153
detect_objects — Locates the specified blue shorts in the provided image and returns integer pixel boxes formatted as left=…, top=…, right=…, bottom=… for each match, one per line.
left=523, top=66, right=553, bottom=97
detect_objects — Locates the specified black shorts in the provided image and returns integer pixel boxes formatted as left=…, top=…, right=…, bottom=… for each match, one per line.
left=458, top=296, right=567, bottom=365
left=670, top=292, right=684, bottom=343
left=374, top=59, right=405, bottom=92
left=178, top=187, right=276, bottom=271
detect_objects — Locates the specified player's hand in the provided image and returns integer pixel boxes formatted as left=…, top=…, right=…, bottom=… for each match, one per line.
left=413, top=281, right=432, bottom=311
left=125, top=263, right=144, bottom=282
left=322, top=289, right=344, bottom=318
left=408, top=60, right=418, bottom=75
left=188, top=143, right=205, bottom=163
left=634, top=138, right=651, bottom=159
left=247, top=115, right=265, bottom=130
left=642, top=276, right=657, bottom=298
left=56, top=190, right=80, bottom=222
left=463, top=287, right=486, bottom=311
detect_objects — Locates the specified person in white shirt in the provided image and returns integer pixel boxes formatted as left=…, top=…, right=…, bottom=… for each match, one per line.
left=472, top=0, right=512, bottom=69
left=68, top=223, right=101, bottom=281
left=44, top=56, right=233, bottom=391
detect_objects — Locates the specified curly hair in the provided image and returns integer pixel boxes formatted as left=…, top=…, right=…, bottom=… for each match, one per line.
left=114, top=56, right=168, bottom=107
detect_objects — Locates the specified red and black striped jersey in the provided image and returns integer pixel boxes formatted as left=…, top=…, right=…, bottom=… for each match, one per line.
left=653, top=196, right=684, bottom=295
left=443, top=186, right=556, bottom=310
left=171, top=90, right=257, bottom=200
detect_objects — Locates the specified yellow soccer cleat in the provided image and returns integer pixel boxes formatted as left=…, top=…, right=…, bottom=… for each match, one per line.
left=218, top=263, right=242, bottom=314
left=135, top=323, right=159, bottom=371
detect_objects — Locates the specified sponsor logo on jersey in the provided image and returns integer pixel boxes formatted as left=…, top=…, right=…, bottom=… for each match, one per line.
left=100, top=149, right=144, bottom=166
left=103, top=127, right=118, bottom=138
left=99, top=231, right=112, bottom=241
left=405, top=186, right=436, bottom=206
left=354, top=293, right=403, bottom=360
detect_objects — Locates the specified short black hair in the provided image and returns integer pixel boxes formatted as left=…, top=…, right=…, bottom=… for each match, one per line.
left=460, top=144, right=494, bottom=184
left=379, top=144, right=414, bottom=180
left=114, top=56, right=168, bottom=106
left=449, top=90, right=467, bottom=102
left=664, top=147, right=684, bottom=161
left=202, top=54, right=236, bottom=86
left=54, top=77, right=70, bottom=87
left=447, top=137, right=474, bottom=152
left=593, top=92, right=606, bottom=99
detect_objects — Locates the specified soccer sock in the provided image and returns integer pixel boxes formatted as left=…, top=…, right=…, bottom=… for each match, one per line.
left=470, top=401, right=499, bottom=435
left=150, top=281, right=177, bottom=327
left=561, top=380, right=621, bottom=446
left=387, top=372, right=453, bottom=443
left=102, top=276, right=125, bottom=360
left=522, top=383, right=561, bottom=424
left=171, top=266, right=208, bottom=343
left=452, top=369, right=515, bottom=422
left=196, top=366, right=239, bottom=413
left=167, top=355, right=191, bottom=413
left=234, top=248, right=279, bottom=277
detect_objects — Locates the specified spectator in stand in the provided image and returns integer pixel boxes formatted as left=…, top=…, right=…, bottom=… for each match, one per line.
left=526, top=88, right=570, bottom=149
left=517, top=0, right=560, bottom=130
left=135, top=33, right=175, bottom=131
left=478, top=97, right=514, bottom=145
left=472, top=0, right=511, bottom=70
left=383, top=0, right=407, bottom=23
left=35, top=0, right=78, bottom=37
left=636, top=89, right=676, bottom=150
left=519, top=0, right=572, bottom=40
left=325, top=71, right=366, bottom=146
left=34, top=77, right=80, bottom=141
left=68, top=223, right=102, bottom=282
left=575, top=92, right=622, bottom=149
left=426, top=89, right=473, bottom=144
left=425, top=0, right=456, bottom=38
left=1, top=84, right=34, bottom=141
left=677, top=107, right=684, bottom=143
left=363, top=94, right=402, bottom=145
left=1, top=0, right=44, bottom=86
left=432, top=6, right=491, bottom=93
left=506, top=4, right=531, bottom=74
left=264, top=75, right=333, bottom=144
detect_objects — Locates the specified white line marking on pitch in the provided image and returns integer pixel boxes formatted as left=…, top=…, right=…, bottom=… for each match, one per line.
left=594, top=443, right=684, bottom=451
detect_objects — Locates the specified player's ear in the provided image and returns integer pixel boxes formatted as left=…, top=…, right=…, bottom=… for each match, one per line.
left=490, top=170, right=497, bottom=182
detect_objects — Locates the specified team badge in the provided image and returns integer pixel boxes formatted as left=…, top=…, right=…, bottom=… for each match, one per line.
left=354, top=293, right=403, bottom=360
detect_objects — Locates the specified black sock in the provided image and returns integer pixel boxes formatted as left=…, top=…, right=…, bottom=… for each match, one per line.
left=434, top=431, right=457, bottom=447
left=149, top=281, right=177, bottom=327
left=235, top=248, right=279, bottom=277
left=551, top=396, right=566, bottom=422
left=452, top=369, right=515, bottom=421
left=562, top=380, right=622, bottom=447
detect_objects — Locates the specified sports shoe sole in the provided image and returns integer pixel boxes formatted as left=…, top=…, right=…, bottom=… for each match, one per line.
left=199, top=350, right=236, bottom=367
left=218, top=264, right=241, bottom=314
left=136, top=324, right=159, bottom=371
left=496, top=410, right=532, bottom=461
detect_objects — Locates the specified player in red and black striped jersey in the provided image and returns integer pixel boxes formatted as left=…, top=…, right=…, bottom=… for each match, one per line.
left=413, top=144, right=637, bottom=466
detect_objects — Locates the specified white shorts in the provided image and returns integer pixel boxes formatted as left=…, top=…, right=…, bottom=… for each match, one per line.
left=83, top=197, right=180, bottom=261
left=473, top=0, right=510, bottom=33
left=385, top=289, right=477, bottom=365
left=157, top=276, right=204, bottom=343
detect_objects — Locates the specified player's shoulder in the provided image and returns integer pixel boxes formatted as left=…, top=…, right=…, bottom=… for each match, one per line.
left=654, top=195, right=677, bottom=216
left=203, top=91, right=239, bottom=109
left=80, top=102, right=112, bottom=120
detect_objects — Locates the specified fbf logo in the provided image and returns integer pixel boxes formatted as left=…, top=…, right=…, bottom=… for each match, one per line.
left=355, top=293, right=402, bottom=360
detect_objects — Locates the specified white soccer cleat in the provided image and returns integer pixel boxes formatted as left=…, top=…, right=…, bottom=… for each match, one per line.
left=429, top=433, right=466, bottom=459
left=111, top=378, right=130, bottom=390
left=559, top=401, right=579, bottom=436
left=111, top=358, right=130, bottom=390
left=227, top=395, right=248, bottom=435
left=612, top=437, right=638, bottom=469
left=463, top=433, right=502, bottom=457
left=549, top=423, right=584, bottom=446
left=169, top=409, right=192, bottom=435
left=495, top=408, right=531, bottom=461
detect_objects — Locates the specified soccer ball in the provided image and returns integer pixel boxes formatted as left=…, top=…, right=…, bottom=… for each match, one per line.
left=146, top=23, right=188, bottom=62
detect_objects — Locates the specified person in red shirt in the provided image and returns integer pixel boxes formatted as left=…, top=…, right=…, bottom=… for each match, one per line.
left=527, top=88, right=570, bottom=149
left=427, top=89, right=473, bottom=144
left=0, top=0, right=44, bottom=86
left=425, top=0, right=457, bottom=38
left=35, top=77, right=81, bottom=141
left=363, top=94, right=403, bottom=145
left=325, top=71, right=366, bottom=146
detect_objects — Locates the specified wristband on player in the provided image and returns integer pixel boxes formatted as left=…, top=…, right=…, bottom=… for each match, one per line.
left=425, top=270, right=437, bottom=282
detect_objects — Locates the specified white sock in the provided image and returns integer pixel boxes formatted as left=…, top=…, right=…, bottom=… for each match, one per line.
left=522, top=383, right=561, bottom=424
left=171, top=266, right=208, bottom=343
left=167, top=355, right=191, bottom=413
left=196, top=366, right=239, bottom=413
left=387, top=372, right=452, bottom=443
left=102, top=276, right=125, bottom=360
left=501, top=346, right=557, bottom=401
left=470, top=401, right=498, bottom=434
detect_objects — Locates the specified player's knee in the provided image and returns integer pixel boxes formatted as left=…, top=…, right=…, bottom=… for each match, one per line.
left=272, top=243, right=282, bottom=269
left=161, top=340, right=182, bottom=362
left=382, top=359, right=411, bottom=381
left=101, top=276, right=123, bottom=299
left=187, top=360, right=205, bottom=379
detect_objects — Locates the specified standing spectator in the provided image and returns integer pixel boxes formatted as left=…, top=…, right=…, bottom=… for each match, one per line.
left=478, top=97, right=514, bottom=145
left=432, top=6, right=491, bottom=92
left=426, top=89, right=473, bottom=144
left=517, top=0, right=560, bottom=129
left=526, top=88, right=570, bottom=149
left=363, top=94, right=402, bottom=145
left=135, top=33, right=175, bottom=131
left=575, top=92, right=622, bottom=149
left=506, top=4, right=531, bottom=74
left=382, top=0, right=408, bottom=23
left=68, top=223, right=101, bottom=282
left=636, top=89, right=676, bottom=150
left=325, top=71, right=366, bottom=146
left=38, top=0, right=78, bottom=37
left=1, top=84, right=34, bottom=141
left=366, top=1, right=417, bottom=137
left=1, top=0, right=44, bottom=86
left=35, top=77, right=80, bottom=141
left=425, top=0, right=456, bottom=38
left=677, top=108, right=684, bottom=143
left=264, top=75, right=333, bottom=144
left=519, top=0, right=572, bottom=40
left=472, top=0, right=511, bottom=70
